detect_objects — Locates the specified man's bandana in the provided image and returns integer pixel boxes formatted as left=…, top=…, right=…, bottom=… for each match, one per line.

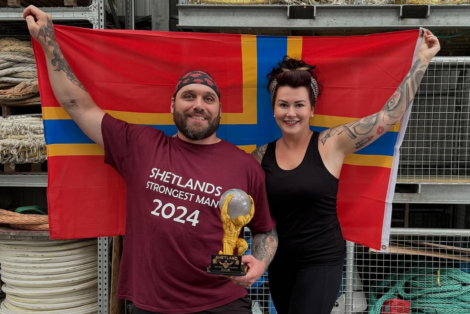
left=173, top=70, right=220, bottom=99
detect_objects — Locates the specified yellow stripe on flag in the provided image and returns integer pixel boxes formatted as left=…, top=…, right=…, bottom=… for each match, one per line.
left=311, top=114, right=400, bottom=133
left=42, top=107, right=175, bottom=124
left=287, top=37, right=303, bottom=60
left=47, top=144, right=256, bottom=157
left=48, top=144, right=104, bottom=156
left=344, top=154, right=393, bottom=168
left=44, top=107, right=400, bottom=133
left=238, top=145, right=256, bottom=154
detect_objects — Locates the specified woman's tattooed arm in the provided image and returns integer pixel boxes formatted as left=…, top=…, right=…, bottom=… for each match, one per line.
left=319, top=58, right=428, bottom=155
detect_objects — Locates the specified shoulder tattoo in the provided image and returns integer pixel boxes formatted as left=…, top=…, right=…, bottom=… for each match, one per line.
left=251, top=144, right=268, bottom=164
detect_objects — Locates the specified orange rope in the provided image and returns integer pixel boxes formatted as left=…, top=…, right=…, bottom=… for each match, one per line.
left=0, top=208, right=48, bottom=225
left=9, top=223, right=49, bottom=231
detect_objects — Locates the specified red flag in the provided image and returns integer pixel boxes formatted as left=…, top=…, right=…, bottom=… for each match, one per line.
left=34, top=26, right=419, bottom=250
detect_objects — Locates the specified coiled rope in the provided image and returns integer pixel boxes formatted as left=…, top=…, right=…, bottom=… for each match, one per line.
left=369, top=264, right=470, bottom=314
left=0, top=39, right=37, bottom=90
left=0, top=209, right=48, bottom=231
left=0, top=239, right=98, bottom=314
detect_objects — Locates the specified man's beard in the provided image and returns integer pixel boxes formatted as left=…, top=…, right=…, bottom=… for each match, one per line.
left=173, top=108, right=221, bottom=141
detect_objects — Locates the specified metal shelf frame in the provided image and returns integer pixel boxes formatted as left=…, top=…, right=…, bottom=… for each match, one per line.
left=2, top=174, right=469, bottom=203
left=394, top=183, right=470, bottom=204
left=0, top=1, right=106, bottom=313
left=0, top=174, right=47, bottom=187
left=177, top=4, right=470, bottom=30
left=0, top=0, right=104, bottom=29
left=2, top=1, right=469, bottom=310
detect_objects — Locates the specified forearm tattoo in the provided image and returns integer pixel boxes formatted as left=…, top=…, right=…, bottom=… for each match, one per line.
left=319, top=58, right=427, bottom=148
left=383, top=59, right=426, bottom=121
left=38, top=18, right=87, bottom=93
left=252, top=228, right=278, bottom=269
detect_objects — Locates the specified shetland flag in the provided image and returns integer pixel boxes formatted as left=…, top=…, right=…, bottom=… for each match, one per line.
left=34, top=26, right=420, bottom=251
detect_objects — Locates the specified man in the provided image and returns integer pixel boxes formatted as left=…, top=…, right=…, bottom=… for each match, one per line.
left=24, top=5, right=278, bottom=314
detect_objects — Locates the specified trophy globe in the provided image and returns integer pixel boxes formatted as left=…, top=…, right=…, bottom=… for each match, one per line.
left=219, top=189, right=251, bottom=220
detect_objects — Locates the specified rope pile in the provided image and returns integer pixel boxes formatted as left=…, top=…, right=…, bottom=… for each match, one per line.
left=0, top=115, right=46, bottom=165
left=0, top=238, right=98, bottom=314
left=369, top=264, right=470, bottom=314
left=0, top=209, right=48, bottom=231
left=0, top=38, right=39, bottom=107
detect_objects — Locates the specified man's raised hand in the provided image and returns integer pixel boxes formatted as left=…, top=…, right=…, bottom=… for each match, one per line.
left=23, top=5, right=54, bottom=47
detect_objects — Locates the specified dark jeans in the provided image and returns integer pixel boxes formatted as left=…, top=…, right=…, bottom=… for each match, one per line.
left=130, top=295, right=252, bottom=314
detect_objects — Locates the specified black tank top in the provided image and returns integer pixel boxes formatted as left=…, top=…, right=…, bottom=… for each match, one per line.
left=262, top=132, right=346, bottom=265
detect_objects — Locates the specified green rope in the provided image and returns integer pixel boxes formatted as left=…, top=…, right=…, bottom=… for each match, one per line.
left=369, top=266, right=470, bottom=314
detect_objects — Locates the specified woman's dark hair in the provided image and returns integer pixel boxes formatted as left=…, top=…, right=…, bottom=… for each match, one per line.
left=266, top=56, right=321, bottom=109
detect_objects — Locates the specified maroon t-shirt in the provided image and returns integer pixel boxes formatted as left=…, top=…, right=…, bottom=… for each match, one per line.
left=101, top=114, right=276, bottom=313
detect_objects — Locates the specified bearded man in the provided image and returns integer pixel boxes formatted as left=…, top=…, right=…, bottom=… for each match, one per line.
left=24, top=5, right=278, bottom=314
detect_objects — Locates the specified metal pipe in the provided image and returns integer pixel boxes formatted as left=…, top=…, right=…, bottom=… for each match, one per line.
left=98, top=237, right=109, bottom=314
left=431, top=57, right=470, bottom=65
left=345, top=241, right=355, bottom=314
left=391, top=228, right=470, bottom=236
left=125, top=0, right=135, bottom=30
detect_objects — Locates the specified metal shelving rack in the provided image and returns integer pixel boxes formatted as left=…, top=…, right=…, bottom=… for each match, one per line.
left=2, top=1, right=469, bottom=313
left=0, top=1, right=108, bottom=313
left=175, top=2, right=470, bottom=205
left=0, top=175, right=47, bottom=188
left=0, top=5, right=102, bottom=24
left=176, top=2, right=470, bottom=314
left=177, top=4, right=470, bottom=30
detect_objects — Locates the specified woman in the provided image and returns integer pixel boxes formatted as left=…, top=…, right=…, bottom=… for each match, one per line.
left=251, top=30, right=440, bottom=314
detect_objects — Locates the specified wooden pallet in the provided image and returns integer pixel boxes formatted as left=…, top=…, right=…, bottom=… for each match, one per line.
left=0, top=162, right=47, bottom=174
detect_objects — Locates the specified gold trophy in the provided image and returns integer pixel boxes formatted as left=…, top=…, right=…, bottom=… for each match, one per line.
left=207, top=189, right=255, bottom=276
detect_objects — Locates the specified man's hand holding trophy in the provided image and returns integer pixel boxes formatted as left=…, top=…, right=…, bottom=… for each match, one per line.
left=207, top=189, right=254, bottom=276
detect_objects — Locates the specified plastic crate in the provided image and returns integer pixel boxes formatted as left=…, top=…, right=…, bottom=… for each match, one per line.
left=381, top=299, right=410, bottom=314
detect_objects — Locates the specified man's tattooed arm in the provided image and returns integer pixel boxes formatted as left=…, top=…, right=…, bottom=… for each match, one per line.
left=252, top=228, right=278, bottom=269
left=26, top=6, right=105, bottom=148
left=38, top=17, right=87, bottom=93
left=251, top=144, right=268, bottom=165
left=319, top=58, right=428, bottom=154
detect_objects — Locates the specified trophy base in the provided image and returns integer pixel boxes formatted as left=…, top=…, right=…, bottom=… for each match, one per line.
left=207, top=254, right=247, bottom=276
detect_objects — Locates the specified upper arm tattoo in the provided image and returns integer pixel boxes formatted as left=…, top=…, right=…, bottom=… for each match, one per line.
left=319, top=113, right=378, bottom=146
left=38, top=18, right=87, bottom=92
left=252, top=228, right=278, bottom=269
left=251, top=144, right=268, bottom=164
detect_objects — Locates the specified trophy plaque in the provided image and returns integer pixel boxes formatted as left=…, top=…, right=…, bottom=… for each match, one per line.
left=207, top=189, right=254, bottom=276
